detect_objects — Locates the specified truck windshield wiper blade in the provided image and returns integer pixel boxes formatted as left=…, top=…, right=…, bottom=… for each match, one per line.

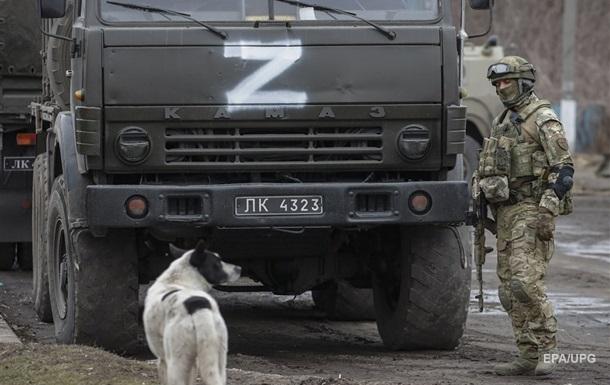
left=106, top=1, right=227, bottom=40
left=272, top=0, right=396, bottom=40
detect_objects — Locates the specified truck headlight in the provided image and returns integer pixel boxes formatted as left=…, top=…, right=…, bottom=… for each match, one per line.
left=396, top=125, right=431, bottom=160
left=115, top=126, right=151, bottom=165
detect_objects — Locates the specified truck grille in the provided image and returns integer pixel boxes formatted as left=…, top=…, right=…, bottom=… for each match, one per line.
left=164, top=127, right=383, bottom=166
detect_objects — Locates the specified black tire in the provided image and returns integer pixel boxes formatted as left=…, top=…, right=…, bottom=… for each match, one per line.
left=312, top=280, right=376, bottom=321
left=464, top=135, right=482, bottom=186
left=32, top=155, right=53, bottom=322
left=47, top=175, right=139, bottom=352
left=45, top=1, right=73, bottom=109
left=17, top=243, right=33, bottom=270
left=0, top=243, right=15, bottom=271
left=373, top=225, right=471, bottom=350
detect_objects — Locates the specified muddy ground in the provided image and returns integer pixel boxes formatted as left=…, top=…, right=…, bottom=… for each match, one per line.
left=1, top=193, right=609, bottom=385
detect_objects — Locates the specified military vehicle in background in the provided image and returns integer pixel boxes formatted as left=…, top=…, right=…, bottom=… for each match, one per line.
left=462, top=36, right=505, bottom=180
left=0, top=1, right=42, bottom=270
left=31, top=0, right=494, bottom=352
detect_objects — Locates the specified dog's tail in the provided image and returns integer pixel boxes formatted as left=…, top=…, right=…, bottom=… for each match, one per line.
left=185, top=296, right=225, bottom=385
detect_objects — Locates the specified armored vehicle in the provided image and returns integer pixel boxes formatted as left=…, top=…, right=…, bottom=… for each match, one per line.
left=462, top=38, right=505, bottom=180
left=0, top=1, right=42, bottom=270
left=33, top=0, right=491, bottom=352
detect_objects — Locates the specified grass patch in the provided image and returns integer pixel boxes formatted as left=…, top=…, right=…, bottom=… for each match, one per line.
left=0, top=343, right=158, bottom=385
left=0, top=343, right=354, bottom=385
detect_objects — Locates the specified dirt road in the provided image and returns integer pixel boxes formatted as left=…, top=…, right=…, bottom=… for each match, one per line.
left=1, top=195, right=609, bottom=385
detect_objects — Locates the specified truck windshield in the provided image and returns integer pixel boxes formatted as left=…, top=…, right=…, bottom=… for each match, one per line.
left=101, top=0, right=439, bottom=23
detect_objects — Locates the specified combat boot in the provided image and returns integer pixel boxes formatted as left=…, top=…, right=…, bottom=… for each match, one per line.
left=493, top=357, right=537, bottom=376
left=535, top=350, right=557, bottom=376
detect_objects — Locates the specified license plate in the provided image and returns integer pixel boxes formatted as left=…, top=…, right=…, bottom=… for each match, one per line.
left=3, top=156, right=35, bottom=171
left=235, top=195, right=323, bottom=216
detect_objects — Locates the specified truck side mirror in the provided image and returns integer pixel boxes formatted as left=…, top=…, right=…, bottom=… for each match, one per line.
left=39, top=0, right=66, bottom=18
left=469, top=0, right=492, bottom=10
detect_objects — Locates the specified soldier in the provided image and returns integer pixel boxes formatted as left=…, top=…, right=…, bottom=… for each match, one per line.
left=475, top=56, right=574, bottom=376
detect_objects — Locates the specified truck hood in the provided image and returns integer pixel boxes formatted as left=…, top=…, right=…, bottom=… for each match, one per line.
left=102, top=27, right=442, bottom=106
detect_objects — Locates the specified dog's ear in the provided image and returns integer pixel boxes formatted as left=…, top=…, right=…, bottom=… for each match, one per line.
left=189, top=239, right=209, bottom=267
left=195, top=239, right=208, bottom=254
left=169, top=243, right=188, bottom=260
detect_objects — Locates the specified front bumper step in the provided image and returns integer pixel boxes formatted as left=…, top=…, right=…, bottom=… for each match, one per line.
left=86, top=181, right=469, bottom=229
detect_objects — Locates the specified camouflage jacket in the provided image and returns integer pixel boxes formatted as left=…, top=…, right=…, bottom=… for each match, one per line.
left=483, top=94, right=573, bottom=215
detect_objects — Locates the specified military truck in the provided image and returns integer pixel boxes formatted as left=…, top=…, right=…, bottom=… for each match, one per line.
left=462, top=37, right=505, bottom=180
left=32, top=0, right=492, bottom=352
left=0, top=1, right=42, bottom=271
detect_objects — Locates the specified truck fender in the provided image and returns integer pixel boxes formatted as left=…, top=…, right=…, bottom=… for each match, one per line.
left=49, top=111, right=91, bottom=230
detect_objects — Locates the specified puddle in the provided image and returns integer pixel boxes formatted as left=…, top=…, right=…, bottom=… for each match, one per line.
left=556, top=224, right=605, bottom=237
left=470, top=289, right=610, bottom=324
left=555, top=239, right=610, bottom=264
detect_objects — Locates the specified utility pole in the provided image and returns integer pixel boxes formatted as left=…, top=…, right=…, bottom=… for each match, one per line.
left=561, top=0, right=577, bottom=148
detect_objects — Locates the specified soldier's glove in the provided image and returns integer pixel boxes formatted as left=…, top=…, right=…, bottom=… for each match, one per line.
left=536, top=207, right=555, bottom=241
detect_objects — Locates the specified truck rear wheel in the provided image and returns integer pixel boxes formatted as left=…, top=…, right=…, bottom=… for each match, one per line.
left=47, top=175, right=139, bottom=352
left=0, top=243, right=15, bottom=270
left=32, top=155, right=52, bottom=322
left=373, top=225, right=471, bottom=350
left=312, top=280, right=375, bottom=321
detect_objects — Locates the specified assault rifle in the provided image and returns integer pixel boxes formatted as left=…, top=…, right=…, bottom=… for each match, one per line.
left=469, top=174, right=497, bottom=312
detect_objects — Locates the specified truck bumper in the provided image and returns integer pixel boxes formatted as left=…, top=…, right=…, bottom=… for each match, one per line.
left=86, top=181, right=469, bottom=230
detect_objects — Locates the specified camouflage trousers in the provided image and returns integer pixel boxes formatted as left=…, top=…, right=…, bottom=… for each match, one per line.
left=495, top=200, right=557, bottom=360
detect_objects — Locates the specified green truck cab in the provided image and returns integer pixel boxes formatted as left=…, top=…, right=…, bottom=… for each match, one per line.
left=31, top=0, right=492, bottom=352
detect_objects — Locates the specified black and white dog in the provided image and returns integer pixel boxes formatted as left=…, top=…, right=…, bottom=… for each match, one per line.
left=143, top=240, right=241, bottom=385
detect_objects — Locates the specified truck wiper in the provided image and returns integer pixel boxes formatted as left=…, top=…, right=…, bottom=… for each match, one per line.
left=271, top=0, right=396, bottom=40
left=106, top=1, right=227, bottom=40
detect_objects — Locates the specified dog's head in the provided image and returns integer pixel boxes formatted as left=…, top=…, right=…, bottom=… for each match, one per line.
left=170, top=240, right=241, bottom=286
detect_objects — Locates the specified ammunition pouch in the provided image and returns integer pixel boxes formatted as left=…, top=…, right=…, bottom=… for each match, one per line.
left=479, top=137, right=513, bottom=178
left=480, top=175, right=510, bottom=203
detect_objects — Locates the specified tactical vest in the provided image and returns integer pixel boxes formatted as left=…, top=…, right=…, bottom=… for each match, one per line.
left=480, top=99, right=556, bottom=204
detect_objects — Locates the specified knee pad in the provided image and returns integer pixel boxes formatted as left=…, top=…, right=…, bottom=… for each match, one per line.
left=498, top=284, right=512, bottom=311
left=510, top=278, right=532, bottom=303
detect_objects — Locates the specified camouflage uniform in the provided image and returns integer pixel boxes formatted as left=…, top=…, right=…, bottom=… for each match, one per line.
left=477, top=56, right=574, bottom=375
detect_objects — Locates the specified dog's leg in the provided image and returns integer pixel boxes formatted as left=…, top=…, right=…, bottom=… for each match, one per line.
left=218, top=320, right=229, bottom=385
left=167, top=356, right=196, bottom=385
left=165, top=325, right=197, bottom=385
left=189, top=366, right=198, bottom=385
left=157, top=358, right=168, bottom=385
left=197, top=338, right=223, bottom=385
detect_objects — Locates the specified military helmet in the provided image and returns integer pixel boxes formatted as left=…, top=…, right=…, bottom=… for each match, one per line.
left=487, top=56, right=536, bottom=84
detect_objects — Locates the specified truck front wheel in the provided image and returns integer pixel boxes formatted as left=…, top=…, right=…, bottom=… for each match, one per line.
left=373, top=225, right=471, bottom=350
left=47, top=175, right=139, bottom=352
left=32, top=154, right=52, bottom=322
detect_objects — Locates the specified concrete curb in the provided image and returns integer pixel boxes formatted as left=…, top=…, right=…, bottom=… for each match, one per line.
left=0, top=313, right=21, bottom=344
